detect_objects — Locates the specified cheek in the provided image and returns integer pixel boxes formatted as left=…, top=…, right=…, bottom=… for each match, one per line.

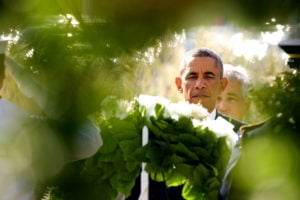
left=183, top=81, right=192, bottom=91
left=208, top=84, right=221, bottom=96
left=232, top=103, right=244, bottom=112
left=240, top=103, right=249, bottom=112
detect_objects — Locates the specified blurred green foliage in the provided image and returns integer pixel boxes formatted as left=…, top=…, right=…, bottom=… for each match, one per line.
left=251, top=69, right=300, bottom=130
left=1, top=0, right=299, bottom=40
left=1, top=0, right=300, bottom=199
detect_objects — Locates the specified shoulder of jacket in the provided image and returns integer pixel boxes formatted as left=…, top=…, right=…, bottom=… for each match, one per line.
left=239, top=117, right=273, bottom=142
left=240, top=118, right=270, bottom=131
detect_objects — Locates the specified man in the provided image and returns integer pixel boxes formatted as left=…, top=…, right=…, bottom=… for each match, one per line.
left=175, top=48, right=226, bottom=113
left=216, top=64, right=250, bottom=122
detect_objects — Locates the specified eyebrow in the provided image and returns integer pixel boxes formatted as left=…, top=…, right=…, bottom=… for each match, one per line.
left=204, top=71, right=216, bottom=77
left=184, top=72, right=198, bottom=80
left=226, top=92, right=240, bottom=99
left=185, top=71, right=217, bottom=76
left=186, top=72, right=198, bottom=76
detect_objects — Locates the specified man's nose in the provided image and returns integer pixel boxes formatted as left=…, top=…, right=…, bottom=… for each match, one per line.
left=195, top=78, right=206, bottom=89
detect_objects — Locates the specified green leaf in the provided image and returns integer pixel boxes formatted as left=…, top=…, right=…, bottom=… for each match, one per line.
left=165, top=170, right=186, bottom=187
left=182, top=181, right=205, bottom=200
left=98, top=131, right=118, bottom=154
left=131, top=145, right=148, bottom=162
left=154, top=103, right=165, bottom=119
left=153, top=119, right=170, bottom=130
left=173, top=116, right=194, bottom=133
left=175, top=163, right=195, bottom=178
left=149, top=172, right=165, bottom=182
left=112, top=150, right=126, bottom=172
left=204, top=177, right=221, bottom=192
left=96, top=162, right=114, bottom=179
left=110, top=118, right=139, bottom=141
left=119, top=138, right=140, bottom=160
left=110, top=168, right=139, bottom=197
left=177, top=134, right=203, bottom=146
left=144, top=145, right=166, bottom=172
left=195, top=127, right=217, bottom=152
left=126, top=161, right=139, bottom=173
left=190, top=146, right=211, bottom=162
left=172, top=142, right=199, bottom=162
left=203, top=177, right=221, bottom=200
left=172, top=154, right=191, bottom=164
left=97, top=153, right=117, bottom=162
left=192, top=164, right=211, bottom=188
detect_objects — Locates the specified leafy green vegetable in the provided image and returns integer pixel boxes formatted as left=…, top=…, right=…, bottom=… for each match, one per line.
left=46, top=96, right=232, bottom=199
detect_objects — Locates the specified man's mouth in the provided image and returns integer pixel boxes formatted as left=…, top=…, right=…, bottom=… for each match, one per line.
left=192, top=94, right=209, bottom=98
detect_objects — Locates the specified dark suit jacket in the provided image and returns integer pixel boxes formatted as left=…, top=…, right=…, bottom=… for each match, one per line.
left=218, top=113, right=250, bottom=200
left=219, top=118, right=276, bottom=200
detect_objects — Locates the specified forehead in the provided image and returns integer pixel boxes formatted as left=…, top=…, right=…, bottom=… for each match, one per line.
left=183, top=56, right=220, bottom=74
left=225, top=80, right=242, bottom=91
left=223, top=80, right=244, bottom=98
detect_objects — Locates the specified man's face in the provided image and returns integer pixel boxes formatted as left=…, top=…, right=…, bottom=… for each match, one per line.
left=175, top=56, right=227, bottom=113
left=216, top=79, right=249, bottom=121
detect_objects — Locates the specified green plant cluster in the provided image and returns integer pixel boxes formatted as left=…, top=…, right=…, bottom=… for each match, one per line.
left=47, top=99, right=231, bottom=200
left=251, top=70, right=300, bottom=130
left=142, top=104, right=231, bottom=199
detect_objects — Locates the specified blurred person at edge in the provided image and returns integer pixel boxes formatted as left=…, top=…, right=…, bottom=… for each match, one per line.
left=128, top=48, right=247, bottom=200
left=220, top=43, right=300, bottom=200
left=0, top=38, right=39, bottom=200
left=216, top=64, right=251, bottom=122
left=0, top=19, right=102, bottom=199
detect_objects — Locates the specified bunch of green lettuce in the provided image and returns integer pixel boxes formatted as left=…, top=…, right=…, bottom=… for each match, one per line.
left=47, top=95, right=233, bottom=200
left=138, top=98, right=232, bottom=199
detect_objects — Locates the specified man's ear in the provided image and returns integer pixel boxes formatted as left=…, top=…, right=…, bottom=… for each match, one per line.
left=221, top=77, right=228, bottom=91
left=175, top=77, right=183, bottom=93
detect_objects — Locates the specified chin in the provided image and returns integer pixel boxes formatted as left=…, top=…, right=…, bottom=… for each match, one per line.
left=190, top=99, right=201, bottom=105
left=189, top=97, right=198, bottom=102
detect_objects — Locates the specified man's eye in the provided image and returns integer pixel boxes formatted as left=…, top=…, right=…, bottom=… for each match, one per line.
left=204, top=74, right=215, bottom=79
left=228, top=97, right=237, bottom=102
left=186, top=75, right=197, bottom=80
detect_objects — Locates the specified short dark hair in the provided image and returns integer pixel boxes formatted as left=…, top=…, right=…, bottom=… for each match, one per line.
left=179, top=48, right=224, bottom=77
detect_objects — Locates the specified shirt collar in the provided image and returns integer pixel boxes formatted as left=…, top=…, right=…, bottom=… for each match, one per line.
left=207, top=108, right=217, bottom=120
